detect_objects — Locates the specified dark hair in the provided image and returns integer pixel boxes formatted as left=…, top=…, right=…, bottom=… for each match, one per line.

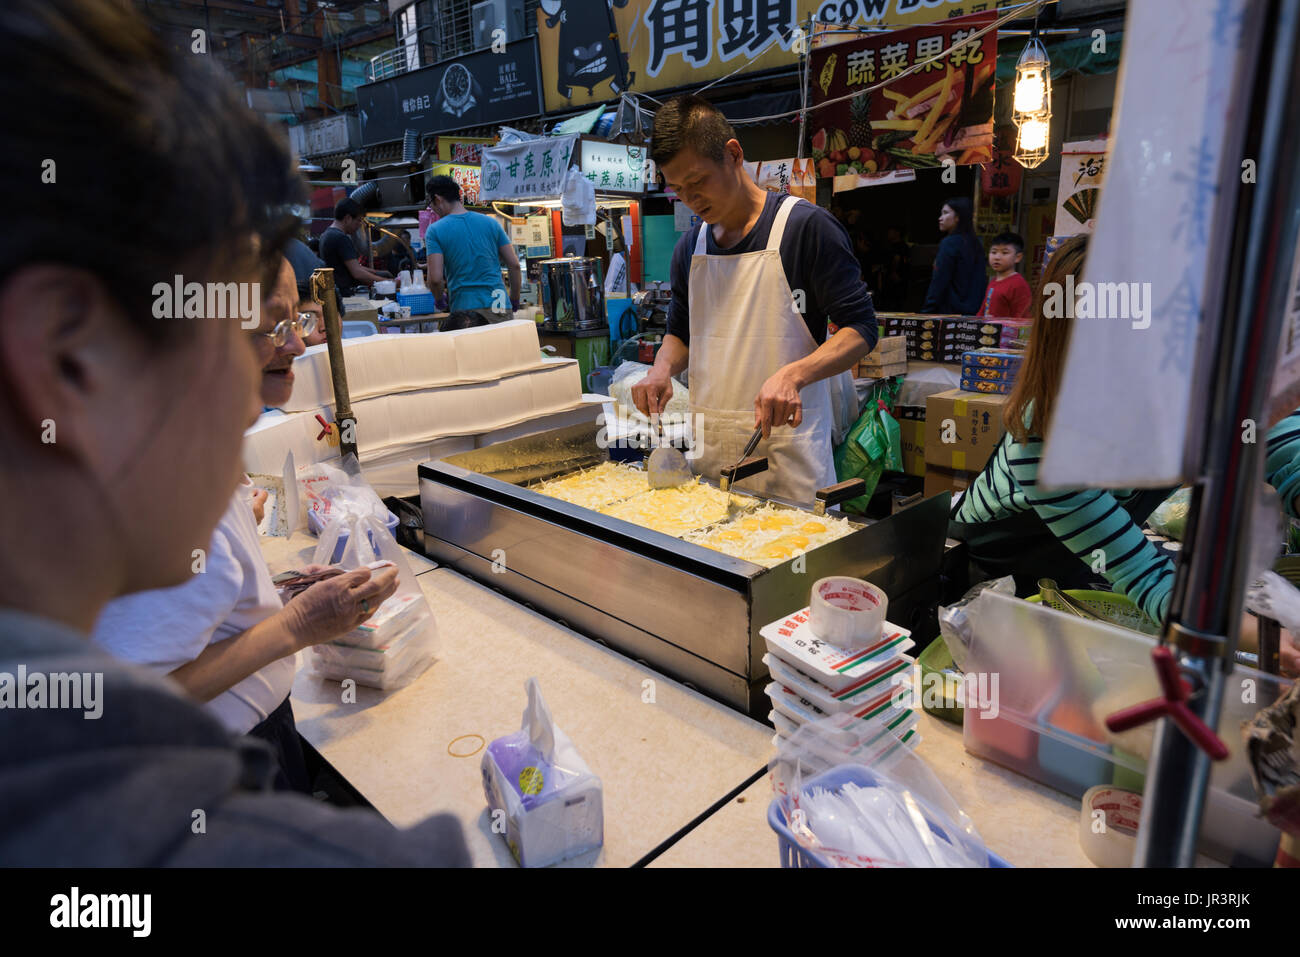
left=1004, top=234, right=1089, bottom=444
left=991, top=231, right=1025, bottom=253
left=426, top=175, right=461, bottom=204
left=335, top=198, right=363, bottom=221
left=0, top=0, right=301, bottom=338
left=943, top=197, right=977, bottom=236
left=441, top=310, right=491, bottom=331
left=650, top=94, right=737, bottom=166
left=942, top=196, right=981, bottom=261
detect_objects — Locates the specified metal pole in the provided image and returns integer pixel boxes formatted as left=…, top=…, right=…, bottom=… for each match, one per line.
left=1137, top=0, right=1300, bottom=866
left=311, top=267, right=359, bottom=461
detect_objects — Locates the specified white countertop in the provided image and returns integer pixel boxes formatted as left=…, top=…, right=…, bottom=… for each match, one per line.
left=264, top=531, right=771, bottom=867
left=259, top=529, right=1209, bottom=868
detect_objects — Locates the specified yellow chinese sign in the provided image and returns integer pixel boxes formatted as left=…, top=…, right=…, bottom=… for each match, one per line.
left=536, top=0, right=1001, bottom=114
left=435, top=136, right=496, bottom=165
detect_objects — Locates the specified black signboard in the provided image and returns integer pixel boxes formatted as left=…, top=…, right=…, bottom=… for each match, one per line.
left=357, top=38, right=542, bottom=145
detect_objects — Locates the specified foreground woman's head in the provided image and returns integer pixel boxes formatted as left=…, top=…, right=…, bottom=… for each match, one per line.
left=0, top=0, right=302, bottom=627
left=1003, top=234, right=1090, bottom=443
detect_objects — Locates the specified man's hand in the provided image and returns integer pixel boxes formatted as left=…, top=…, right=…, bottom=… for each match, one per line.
left=249, top=488, right=268, bottom=526
left=754, top=365, right=806, bottom=439
left=631, top=371, right=674, bottom=417
left=280, top=564, right=400, bottom=650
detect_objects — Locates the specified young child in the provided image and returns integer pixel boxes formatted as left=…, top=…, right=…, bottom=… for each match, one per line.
left=982, top=231, right=1033, bottom=318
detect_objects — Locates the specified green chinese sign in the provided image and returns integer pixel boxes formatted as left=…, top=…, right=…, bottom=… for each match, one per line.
left=578, top=140, right=649, bottom=195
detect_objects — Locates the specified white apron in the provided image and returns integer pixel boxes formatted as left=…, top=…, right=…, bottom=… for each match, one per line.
left=687, top=195, right=853, bottom=504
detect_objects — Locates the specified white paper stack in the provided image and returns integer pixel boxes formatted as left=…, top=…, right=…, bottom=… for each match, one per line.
left=761, top=607, right=919, bottom=750
left=308, top=591, right=438, bottom=690
left=243, top=358, right=588, bottom=476
left=283, top=320, right=546, bottom=413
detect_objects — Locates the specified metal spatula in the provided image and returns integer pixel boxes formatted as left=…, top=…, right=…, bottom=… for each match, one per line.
left=646, top=413, right=693, bottom=489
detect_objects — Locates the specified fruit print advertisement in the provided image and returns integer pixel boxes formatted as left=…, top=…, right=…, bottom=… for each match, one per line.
left=808, top=12, right=996, bottom=178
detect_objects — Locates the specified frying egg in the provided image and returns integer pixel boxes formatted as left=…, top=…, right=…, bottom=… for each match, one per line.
left=801, top=521, right=827, bottom=534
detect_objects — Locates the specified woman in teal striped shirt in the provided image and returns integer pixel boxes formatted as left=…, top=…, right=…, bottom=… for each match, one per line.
left=949, top=235, right=1178, bottom=624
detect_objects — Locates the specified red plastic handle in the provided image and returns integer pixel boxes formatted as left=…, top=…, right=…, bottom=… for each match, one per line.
left=1103, top=646, right=1230, bottom=761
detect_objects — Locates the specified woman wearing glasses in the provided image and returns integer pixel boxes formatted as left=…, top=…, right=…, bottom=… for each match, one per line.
left=91, top=255, right=399, bottom=793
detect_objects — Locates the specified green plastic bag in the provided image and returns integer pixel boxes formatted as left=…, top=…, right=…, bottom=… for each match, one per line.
left=833, top=381, right=903, bottom=515
left=1147, top=487, right=1192, bottom=541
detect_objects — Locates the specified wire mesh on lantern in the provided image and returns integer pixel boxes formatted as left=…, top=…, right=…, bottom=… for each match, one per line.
left=1013, top=34, right=1051, bottom=169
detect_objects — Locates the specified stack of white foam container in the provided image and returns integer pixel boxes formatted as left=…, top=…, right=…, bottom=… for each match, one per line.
left=243, top=320, right=604, bottom=495
left=761, top=604, right=920, bottom=751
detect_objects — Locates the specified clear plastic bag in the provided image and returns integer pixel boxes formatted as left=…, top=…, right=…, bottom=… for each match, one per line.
left=300, top=457, right=395, bottom=562
left=481, top=678, right=604, bottom=867
left=305, top=457, right=439, bottom=690
left=937, top=575, right=1015, bottom=673
left=606, top=360, right=690, bottom=425
left=770, top=714, right=991, bottom=867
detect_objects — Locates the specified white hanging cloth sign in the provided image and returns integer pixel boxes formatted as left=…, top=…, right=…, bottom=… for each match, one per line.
left=1039, top=0, right=1251, bottom=488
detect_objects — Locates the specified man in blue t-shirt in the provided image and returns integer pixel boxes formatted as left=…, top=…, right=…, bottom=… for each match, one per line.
left=424, top=175, right=521, bottom=321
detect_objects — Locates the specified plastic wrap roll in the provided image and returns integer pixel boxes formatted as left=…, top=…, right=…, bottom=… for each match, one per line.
left=1078, top=785, right=1141, bottom=868
left=809, top=576, right=887, bottom=648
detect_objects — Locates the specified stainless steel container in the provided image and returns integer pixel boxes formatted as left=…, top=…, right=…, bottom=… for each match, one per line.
left=540, top=257, right=605, bottom=331
left=418, top=423, right=948, bottom=715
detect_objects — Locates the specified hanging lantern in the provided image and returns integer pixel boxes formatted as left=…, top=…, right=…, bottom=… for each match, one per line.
left=1012, top=33, right=1052, bottom=169
left=1014, top=116, right=1050, bottom=168
left=1012, top=36, right=1051, bottom=120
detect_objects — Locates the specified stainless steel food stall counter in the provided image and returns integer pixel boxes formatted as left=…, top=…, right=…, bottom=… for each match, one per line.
left=418, top=423, right=948, bottom=716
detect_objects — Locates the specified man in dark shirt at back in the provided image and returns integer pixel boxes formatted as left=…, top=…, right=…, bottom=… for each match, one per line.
left=631, top=95, right=875, bottom=505
left=319, top=198, right=389, bottom=297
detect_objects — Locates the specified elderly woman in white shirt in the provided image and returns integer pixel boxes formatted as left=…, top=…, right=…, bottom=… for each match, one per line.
left=92, top=256, right=398, bottom=791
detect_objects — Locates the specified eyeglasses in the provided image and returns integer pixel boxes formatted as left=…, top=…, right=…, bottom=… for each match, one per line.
left=257, top=312, right=319, bottom=347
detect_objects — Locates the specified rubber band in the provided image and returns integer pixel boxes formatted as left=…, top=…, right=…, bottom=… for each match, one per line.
left=447, top=734, right=485, bottom=758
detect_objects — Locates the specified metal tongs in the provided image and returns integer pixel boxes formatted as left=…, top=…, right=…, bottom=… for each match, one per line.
left=720, top=427, right=769, bottom=517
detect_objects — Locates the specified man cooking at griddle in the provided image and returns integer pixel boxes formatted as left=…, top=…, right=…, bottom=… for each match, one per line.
left=632, top=95, right=877, bottom=504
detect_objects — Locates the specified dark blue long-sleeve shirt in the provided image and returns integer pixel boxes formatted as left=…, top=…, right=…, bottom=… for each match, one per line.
left=666, top=192, right=877, bottom=350
left=923, top=233, right=987, bottom=315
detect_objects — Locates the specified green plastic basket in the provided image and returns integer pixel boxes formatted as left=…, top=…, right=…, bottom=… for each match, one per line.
left=1027, top=579, right=1160, bottom=636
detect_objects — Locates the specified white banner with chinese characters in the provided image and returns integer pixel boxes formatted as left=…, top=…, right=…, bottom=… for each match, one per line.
left=480, top=134, right=578, bottom=202
left=1039, top=0, right=1251, bottom=488
left=1055, top=140, right=1108, bottom=238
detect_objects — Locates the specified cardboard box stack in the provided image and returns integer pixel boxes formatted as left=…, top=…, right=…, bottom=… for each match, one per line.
left=923, top=388, right=1009, bottom=496
left=855, top=335, right=907, bottom=379
left=895, top=405, right=926, bottom=477
left=959, top=349, right=1026, bottom=395
left=880, top=313, right=1031, bottom=363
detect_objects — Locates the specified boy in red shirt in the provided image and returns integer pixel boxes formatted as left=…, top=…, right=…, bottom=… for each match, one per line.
left=982, top=231, right=1033, bottom=318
